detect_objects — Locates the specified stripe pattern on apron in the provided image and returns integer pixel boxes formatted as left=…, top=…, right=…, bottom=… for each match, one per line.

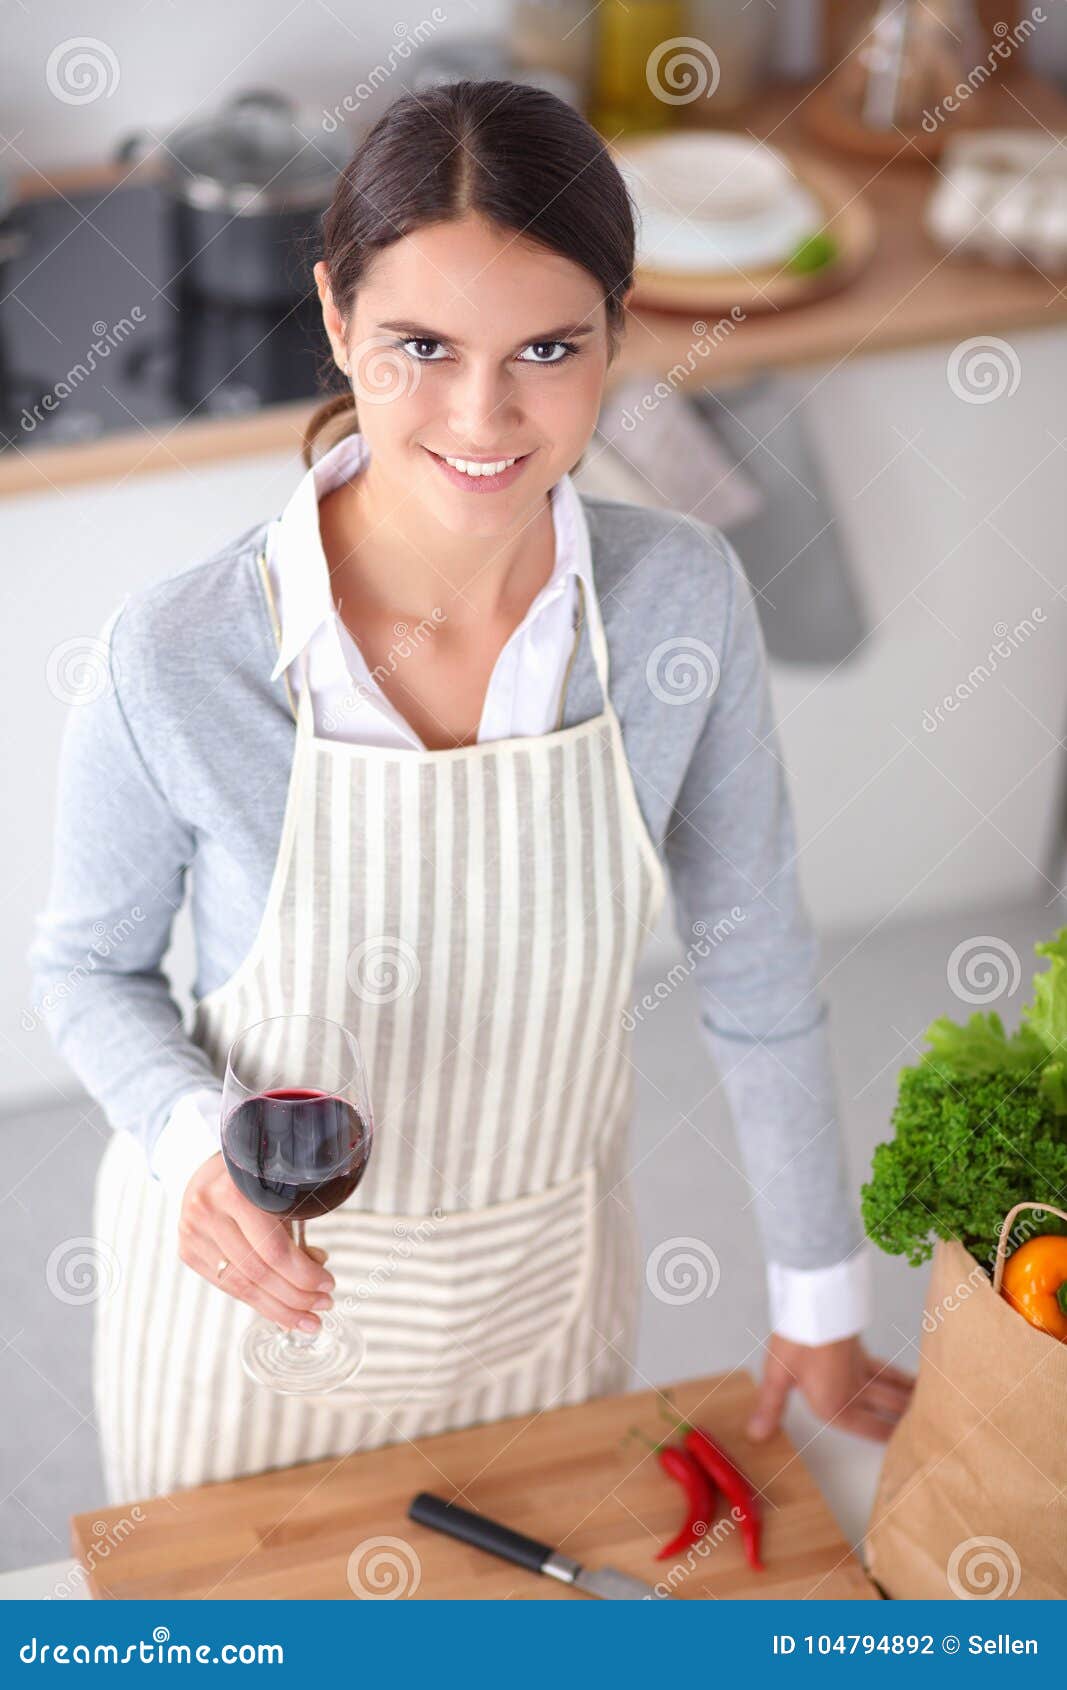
left=92, top=544, right=667, bottom=1502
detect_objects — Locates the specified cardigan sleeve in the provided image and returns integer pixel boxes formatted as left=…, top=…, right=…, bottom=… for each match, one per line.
left=660, top=529, right=873, bottom=1342
left=26, top=599, right=224, bottom=1181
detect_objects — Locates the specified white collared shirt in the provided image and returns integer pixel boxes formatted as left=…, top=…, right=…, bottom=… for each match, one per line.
left=264, top=432, right=591, bottom=746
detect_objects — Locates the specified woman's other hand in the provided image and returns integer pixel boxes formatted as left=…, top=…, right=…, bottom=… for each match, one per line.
left=177, top=1152, right=335, bottom=1331
left=745, top=1333, right=916, bottom=1443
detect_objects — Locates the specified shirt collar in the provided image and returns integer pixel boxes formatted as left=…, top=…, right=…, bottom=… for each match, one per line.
left=268, top=431, right=593, bottom=684
left=268, top=432, right=369, bottom=683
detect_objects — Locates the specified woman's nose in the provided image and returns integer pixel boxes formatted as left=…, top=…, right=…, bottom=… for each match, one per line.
left=447, top=366, right=520, bottom=446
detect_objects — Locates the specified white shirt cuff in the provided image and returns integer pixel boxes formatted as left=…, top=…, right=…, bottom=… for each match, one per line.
left=765, top=1241, right=874, bottom=1345
left=148, top=1087, right=224, bottom=1201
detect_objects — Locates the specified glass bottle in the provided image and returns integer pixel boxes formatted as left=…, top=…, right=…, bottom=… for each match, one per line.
left=587, top=0, right=689, bottom=136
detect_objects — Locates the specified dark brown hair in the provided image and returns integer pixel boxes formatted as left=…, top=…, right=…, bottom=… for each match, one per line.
left=301, top=78, right=636, bottom=468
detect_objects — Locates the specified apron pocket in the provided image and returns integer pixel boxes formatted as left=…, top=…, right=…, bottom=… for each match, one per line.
left=307, top=1164, right=596, bottom=1408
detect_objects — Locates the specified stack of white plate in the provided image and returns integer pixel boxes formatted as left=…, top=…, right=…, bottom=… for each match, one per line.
left=615, top=133, right=823, bottom=276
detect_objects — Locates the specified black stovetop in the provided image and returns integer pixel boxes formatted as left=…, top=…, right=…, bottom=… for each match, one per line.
left=2, top=180, right=325, bottom=453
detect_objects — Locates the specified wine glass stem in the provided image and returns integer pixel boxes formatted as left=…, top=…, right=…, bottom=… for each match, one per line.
left=284, top=1215, right=316, bottom=1350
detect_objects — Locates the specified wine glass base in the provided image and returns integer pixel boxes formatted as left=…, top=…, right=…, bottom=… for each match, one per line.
left=239, top=1316, right=366, bottom=1395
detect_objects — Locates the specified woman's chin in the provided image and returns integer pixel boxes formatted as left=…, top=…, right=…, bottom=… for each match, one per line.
left=423, top=481, right=550, bottom=534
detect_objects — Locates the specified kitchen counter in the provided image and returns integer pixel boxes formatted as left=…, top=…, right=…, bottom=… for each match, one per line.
left=4, top=70, right=1066, bottom=499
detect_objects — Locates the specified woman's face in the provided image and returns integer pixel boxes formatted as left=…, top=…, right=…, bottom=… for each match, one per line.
left=314, top=212, right=615, bottom=539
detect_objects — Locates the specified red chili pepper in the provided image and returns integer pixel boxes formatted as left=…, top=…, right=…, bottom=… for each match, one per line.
left=654, top=1444, right=717, bottom=1561
left=683, top=1424, right=765, bottom=1573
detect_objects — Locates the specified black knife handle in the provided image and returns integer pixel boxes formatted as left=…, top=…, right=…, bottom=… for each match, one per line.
left=408, top=1491, right=555, bottom=1575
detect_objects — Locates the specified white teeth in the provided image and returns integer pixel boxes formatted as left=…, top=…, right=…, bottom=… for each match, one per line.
left=441, top=455, right=517, bottom=477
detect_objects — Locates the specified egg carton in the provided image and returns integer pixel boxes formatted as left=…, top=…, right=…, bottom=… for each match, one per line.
left=925, top=127, right=1067, bottom=270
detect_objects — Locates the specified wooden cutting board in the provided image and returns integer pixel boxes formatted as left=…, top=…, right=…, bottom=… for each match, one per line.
left=71, top=1370, right=880, bottom=1600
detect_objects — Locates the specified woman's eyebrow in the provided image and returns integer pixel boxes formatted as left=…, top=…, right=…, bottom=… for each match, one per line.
left=376, top=320, right=596, bottom=347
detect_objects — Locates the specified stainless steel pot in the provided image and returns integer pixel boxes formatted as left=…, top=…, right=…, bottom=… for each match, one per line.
left=116, top=89, right=351, bottom=307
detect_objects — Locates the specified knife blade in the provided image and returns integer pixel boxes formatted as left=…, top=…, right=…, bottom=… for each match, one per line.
left=408, top=1491, right=671, bottom=1598
left=571, top=1562, right=671, bottom=1601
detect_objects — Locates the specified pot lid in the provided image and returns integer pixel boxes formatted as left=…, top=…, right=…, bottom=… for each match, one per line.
left=166, top=90, right=349, bottom=213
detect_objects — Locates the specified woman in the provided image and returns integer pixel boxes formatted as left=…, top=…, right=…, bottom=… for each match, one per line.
left=30, top=80, right=913, bottom=1504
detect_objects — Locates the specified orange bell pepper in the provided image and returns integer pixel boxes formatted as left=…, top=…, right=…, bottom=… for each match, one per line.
left=1001, top=1235, right=1067, bottom=1342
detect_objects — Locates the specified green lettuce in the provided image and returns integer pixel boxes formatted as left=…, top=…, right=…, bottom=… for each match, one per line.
left=862, top=926, right=1067, bottom=1264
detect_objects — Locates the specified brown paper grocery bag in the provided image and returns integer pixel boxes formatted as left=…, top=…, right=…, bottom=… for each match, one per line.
left=864, top=1203, right=1067, bottom=1599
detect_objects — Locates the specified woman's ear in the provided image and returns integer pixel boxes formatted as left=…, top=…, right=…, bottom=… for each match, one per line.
left=315, top=261, right=349, bottom=372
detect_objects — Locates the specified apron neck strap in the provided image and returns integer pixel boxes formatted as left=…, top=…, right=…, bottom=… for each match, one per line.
left=256, top=547, right=299, bottom=727
left=576, top=569, right=611, bottom=703
left=294, top=646, right=315, bottom=738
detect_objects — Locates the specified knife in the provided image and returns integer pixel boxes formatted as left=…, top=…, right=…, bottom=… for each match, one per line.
left=408, top=1491, right=671, bottom=1599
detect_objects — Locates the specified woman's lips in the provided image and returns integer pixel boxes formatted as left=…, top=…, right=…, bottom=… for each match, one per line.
left=423, top=446, right=533, bottom=493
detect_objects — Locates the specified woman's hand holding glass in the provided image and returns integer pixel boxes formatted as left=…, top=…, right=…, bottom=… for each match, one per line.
left=178, top=1151, right=336, bottom=1331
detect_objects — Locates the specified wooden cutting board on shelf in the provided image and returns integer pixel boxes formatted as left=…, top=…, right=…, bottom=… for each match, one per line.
left=71, top=1370, right=881, bottom=1600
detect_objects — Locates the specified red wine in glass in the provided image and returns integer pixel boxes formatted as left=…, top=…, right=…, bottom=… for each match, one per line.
left=220, top=1015, right=374, bottom=1395
left=222, top=1087, right=371, bottom=1220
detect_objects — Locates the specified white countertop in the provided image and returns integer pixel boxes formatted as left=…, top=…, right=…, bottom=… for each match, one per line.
left=0, top=1559, right=90, bottom=1600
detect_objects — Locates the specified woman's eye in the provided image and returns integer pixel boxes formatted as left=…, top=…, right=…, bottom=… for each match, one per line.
left=396, top=337, right=579, bottom=366
left=400, top=338, right=449, bottom=362
left=519, top=341, right=578, bottom=365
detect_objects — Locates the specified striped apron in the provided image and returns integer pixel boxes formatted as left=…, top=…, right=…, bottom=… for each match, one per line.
left=92, top=546, right=666, bottom=1503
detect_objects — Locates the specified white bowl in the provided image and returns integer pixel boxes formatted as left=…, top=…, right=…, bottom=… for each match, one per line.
left=618, top=133, right=823, bottom=275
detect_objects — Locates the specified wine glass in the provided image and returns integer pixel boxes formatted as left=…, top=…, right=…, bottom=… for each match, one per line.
left=220, top=1012, right=374, bottom=1394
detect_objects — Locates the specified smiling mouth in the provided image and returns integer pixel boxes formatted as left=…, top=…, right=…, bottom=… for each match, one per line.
left=423, top=446, right=533, bottom=479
